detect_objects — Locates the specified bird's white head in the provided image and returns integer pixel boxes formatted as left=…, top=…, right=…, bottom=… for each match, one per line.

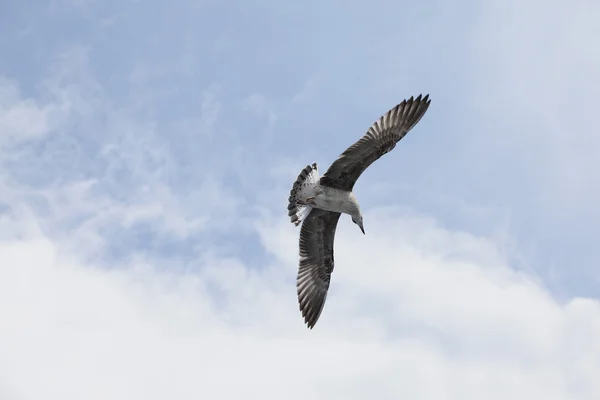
left=351, top=214, right=365, bottom=235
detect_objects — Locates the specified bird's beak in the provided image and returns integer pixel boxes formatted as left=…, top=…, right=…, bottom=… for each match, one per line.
left=360, top=225, right=365, bottom=235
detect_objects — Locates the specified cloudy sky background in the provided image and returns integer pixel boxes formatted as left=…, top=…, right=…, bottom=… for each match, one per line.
left=1, top=0, right=600, bottom=398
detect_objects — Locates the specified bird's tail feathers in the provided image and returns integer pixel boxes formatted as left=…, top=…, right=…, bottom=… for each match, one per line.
left=287, top=163, right=319, bottom=226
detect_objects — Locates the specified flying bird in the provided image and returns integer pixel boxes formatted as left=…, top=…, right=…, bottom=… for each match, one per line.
left=287, top=94, right=431, bottom=329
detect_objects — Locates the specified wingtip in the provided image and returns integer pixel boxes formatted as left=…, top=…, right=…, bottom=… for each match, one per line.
left=413, top=93, right=430, bottom=102
left=305, top=317, right=317, bottom=329
left=299, top=298, right=323, bottom=330
left=405, top=94, right=432, bottom=109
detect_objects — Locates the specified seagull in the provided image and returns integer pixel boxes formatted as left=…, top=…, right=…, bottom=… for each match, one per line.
left=287, top=94, right=431, bottom=329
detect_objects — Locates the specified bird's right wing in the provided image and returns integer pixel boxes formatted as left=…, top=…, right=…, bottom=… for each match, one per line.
left=297, top=209, right=342, bottom=329
left=320, top=94, right=431, bottom=191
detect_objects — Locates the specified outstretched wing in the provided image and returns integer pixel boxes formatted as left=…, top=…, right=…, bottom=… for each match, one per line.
left=297, top=208, right=342, bottom=329
left=320, top=94, right=431, bottom=191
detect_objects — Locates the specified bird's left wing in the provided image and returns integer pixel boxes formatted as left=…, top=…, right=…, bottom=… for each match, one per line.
left=297, top=209, right=342, bottom=329
left=320, top=94, right=431, bottom=191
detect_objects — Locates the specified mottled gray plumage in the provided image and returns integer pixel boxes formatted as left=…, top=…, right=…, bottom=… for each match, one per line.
left=288, top=94, right=431, bottom=329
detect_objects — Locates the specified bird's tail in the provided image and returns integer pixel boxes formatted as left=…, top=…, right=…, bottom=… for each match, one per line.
left=287, top=163, right=319, bottom=226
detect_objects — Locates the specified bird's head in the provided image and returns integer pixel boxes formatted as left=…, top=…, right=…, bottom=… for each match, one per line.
left=352, top=214, right=365, bottom=235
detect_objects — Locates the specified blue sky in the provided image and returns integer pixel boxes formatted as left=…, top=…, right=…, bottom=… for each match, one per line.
left=1, top=0, right=600, bottom=399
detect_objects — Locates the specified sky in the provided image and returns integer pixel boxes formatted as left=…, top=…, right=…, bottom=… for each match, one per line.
left=1, top=0, right=600, bottom=398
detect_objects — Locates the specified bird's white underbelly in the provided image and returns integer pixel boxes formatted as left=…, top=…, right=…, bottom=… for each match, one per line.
left=312, top=191, right=354, bottom=215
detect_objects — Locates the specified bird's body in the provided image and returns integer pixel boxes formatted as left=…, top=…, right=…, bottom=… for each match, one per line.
left=287, top=94, right=432, bottom=329
left=305, top=185, right=360, bottom=216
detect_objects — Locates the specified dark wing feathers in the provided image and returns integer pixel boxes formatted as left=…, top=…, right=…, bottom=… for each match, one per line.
left=297, top=209, right=341, bottom=329
left=320, top=94, right=431, bottom=191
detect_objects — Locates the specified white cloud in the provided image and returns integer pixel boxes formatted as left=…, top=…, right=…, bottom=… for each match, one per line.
left=0, top=77, right=67, bottom=148
left=1, top=205, right=600, bottom=399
